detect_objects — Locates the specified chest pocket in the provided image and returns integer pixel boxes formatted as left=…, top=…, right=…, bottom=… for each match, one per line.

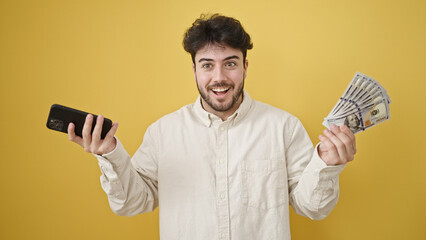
left=241, top=159, right=287, bottom=210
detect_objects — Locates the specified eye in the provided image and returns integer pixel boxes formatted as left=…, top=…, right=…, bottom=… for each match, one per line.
left=225, top=62, right=236, bottom=67
left=202, top=63, right=212, bottom=69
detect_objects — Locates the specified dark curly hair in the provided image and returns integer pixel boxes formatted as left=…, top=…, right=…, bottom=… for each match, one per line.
left=183, top=14, right=253, bottom=65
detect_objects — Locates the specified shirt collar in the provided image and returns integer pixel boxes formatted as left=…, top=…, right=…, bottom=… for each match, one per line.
left=193, top=89, right=253, bottom=127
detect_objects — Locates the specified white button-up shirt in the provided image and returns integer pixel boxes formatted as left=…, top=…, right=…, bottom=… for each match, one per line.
left=96, top=90, right=345, bottom=240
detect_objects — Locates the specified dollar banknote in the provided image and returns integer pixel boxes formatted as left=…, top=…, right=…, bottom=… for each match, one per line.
left=323, top=72, right=391, bottom=134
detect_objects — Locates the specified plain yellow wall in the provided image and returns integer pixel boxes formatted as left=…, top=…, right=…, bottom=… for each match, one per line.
left=1, top=0, right=425, bottom=239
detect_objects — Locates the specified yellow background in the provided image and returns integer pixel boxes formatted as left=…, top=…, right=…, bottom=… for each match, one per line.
left=1, top=0, right=425, bottom=239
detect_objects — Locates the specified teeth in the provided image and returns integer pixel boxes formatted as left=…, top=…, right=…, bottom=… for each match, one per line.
left=212, top=87, right=229, bottom=92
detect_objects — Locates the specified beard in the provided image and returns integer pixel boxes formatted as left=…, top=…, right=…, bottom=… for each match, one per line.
left=196, top=77, right=245, bottom=113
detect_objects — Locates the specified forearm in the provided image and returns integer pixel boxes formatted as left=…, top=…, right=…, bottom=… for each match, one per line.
left=289, top=145, right=345, bottom=220
left=96, top=138, right=158, bottom=216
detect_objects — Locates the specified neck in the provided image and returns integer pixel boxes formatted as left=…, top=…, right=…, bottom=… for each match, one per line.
left=201, top=94, right=243, bottom=121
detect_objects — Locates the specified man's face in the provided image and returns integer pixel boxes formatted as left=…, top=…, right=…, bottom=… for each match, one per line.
left=193, top=43, right=248, bottom=118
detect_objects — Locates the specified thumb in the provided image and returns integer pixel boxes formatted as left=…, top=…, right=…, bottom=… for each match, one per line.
left=318, top=135, right=329, bottom=152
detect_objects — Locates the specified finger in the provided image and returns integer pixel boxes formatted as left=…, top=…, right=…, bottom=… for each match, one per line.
left=331, top=125, right=355, bottom=159
left=318, top=135, right=329, bottom=152
left=92, top=115, right=104, bottom=146
left=104, top=122, right=118, bottom=145
left=340, top=125, right=357, bottom=154
left=82, top=114, right=94, bottom=152
left=324, top=128, right=348, bottom=163
left=68, top=122, right=83, bottom=146
left=319, top=134, right=340, bottom=163
left=99, top=122, right=119, bottom=154
left=338, top=125, right=356, bottom=158
left=103, top=121, right=119, bottom=144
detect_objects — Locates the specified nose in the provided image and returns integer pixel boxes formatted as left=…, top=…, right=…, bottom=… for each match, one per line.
left=212, top=65, right=226, bottom=82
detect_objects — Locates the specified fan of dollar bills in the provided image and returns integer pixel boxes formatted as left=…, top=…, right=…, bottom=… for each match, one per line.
left=323, top=72, right=391, bottom=134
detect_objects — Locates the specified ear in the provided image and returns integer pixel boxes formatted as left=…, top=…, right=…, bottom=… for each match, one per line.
left=243, top=59, right=248, bottom=78
left=192, top=63, right=197, bottom=82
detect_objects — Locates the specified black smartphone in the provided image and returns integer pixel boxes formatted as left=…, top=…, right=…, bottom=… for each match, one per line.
left=46, top=104, right=113, bottom=139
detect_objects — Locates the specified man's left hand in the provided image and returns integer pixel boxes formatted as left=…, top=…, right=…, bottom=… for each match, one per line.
left=318, top=124, right=357, bottom=165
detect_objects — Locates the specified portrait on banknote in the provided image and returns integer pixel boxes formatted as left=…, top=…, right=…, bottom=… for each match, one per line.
left=344, top=114, right=362, bottom=132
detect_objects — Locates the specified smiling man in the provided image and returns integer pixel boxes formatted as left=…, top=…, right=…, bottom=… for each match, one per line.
left=68, top=14, right=356, bottom=240
left=193, top=44, right=247, bottom=120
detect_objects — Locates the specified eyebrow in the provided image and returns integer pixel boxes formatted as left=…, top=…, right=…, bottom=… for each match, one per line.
left=198, top=55, right=240, bottom=63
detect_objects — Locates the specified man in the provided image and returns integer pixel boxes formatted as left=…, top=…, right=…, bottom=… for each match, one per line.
left=68, top=14, right=356, bottom=240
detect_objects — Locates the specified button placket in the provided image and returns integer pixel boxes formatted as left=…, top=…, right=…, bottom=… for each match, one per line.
left=215, top=123, right=230, bottom=240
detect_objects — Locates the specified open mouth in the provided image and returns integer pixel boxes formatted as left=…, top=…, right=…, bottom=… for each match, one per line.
left=211, top=87, right=230, bottom=96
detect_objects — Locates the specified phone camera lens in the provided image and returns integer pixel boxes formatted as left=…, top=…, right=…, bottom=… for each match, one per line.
left=49, top=119, right=64, bottom=130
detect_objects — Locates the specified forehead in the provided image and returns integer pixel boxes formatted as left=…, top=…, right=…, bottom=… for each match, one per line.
left=194, top=43, right=243, bottom=61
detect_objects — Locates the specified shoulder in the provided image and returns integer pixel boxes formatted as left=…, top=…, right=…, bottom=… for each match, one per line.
left=250, top=99, right=300, bottom=125
left=245, top=99, right=310, bottom=146
left=149, top=102, right=197, bottom=129
left=248, top=99, right=306, bottom=140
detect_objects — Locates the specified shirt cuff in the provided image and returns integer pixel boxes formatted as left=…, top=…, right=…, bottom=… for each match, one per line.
left=93, top=137, right=127, bottom=169
left=310, top=143, right=346, bottom=179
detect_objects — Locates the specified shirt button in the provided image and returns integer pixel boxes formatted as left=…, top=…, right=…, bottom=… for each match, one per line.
left=220, top=193, right=226, bottom=199
left=219, top=159, right=224, bottom=164
left=219, top=126, right=225, bottom=131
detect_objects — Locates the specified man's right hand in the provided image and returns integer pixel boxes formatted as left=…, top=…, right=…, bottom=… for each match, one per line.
left=68, top=114, right=119, bottom=155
